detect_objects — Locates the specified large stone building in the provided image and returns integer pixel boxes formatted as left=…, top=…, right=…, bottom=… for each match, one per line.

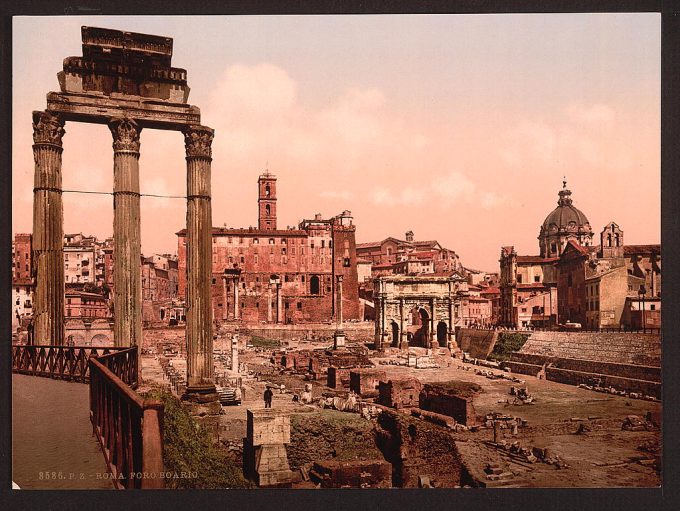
left=176, top=172, right=361, bottom=324
left=356, top=231, right=462, bottom=277
left=141, top=254, right=180, bottom=324
left=500, top=181, right=661, bottom=330
left=12, top=234, right=34, bottom=330
left=499, top=181, right=593, bottom=328
left=556, top=223, right=660, bottom=329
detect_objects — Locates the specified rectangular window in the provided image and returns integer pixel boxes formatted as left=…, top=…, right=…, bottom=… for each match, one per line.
left=297, top=302, right=302, bottom=310
left=534, top=275, right=540, bottom=283
left=517, top=274, right=522, bottom=284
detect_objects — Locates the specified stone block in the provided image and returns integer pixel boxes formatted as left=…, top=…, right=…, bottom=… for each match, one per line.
left=247, top=409, right=291, bottom=446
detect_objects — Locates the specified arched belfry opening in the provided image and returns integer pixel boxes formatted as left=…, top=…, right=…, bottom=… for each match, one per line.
left=30, top=26, right=217, bottom=399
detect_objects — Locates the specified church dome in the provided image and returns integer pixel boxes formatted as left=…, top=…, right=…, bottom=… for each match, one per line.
left=538, top=180, right=593, bottom=258
left=541, top=183, right=591, bottom=235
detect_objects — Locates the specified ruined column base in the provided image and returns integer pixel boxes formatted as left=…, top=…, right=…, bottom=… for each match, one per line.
left=333, top=330, right=346, bottom=349
left=429, top=340, right=440, bottom=350
left=182, top=385, right=221, bottom=415
left=399, top=340, right=410, bottom=351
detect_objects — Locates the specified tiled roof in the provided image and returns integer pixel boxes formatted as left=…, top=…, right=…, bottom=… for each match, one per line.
left=517, top=255, right=559, bottom=264
left=624, top=244, right=660, bottom=256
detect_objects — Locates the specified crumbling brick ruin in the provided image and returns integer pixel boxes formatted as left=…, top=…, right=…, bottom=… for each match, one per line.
left=377, top=378, right=422, bottom=409
left=419, top=382, right=480, bottom=425
left=375, top=409, right=463, bottom=488
left=349, top=369, right=387, bottom=398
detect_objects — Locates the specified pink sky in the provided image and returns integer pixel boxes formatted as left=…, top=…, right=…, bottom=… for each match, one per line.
left=12, top=14, right=660, bottom=271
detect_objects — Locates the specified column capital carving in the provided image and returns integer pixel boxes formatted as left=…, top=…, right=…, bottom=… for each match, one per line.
left=32, top=111, right=65, bottom=147
left=109, top=118, right=141, bottom=153
left=183, top=125, right=214, bottom=159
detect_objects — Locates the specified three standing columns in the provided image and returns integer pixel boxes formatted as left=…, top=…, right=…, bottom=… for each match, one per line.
left=109, top=118, right=143, bottom=350
left=183, top=125, right=217, bottom=399
left=32, top=111, right=66, bottom=345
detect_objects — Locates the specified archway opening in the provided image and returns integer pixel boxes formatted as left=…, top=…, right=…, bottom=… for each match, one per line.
left=437, top=321, right=448, bottom=345
left=409, top=306, right=430, bottom=347
left=391, top=321, right=400, bottom=347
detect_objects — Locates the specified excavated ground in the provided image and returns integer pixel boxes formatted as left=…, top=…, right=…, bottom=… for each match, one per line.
left=140, top=338, right=661, bottom=488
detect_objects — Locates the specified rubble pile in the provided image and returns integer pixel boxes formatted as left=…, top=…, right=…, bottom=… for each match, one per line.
left=577, top=383, right=660, bottom=402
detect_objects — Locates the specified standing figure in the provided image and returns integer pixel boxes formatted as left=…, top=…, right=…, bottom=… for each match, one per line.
left=264, top=386, right=273, bottom=408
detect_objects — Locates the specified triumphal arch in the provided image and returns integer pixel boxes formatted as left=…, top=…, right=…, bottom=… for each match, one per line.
left=31, top=26, right=216, bottom=401
left=373, top=275, right=468, bottom=351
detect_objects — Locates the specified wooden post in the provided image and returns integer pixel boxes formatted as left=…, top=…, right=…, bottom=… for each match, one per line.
left=141, top=400, right=165, bottom=488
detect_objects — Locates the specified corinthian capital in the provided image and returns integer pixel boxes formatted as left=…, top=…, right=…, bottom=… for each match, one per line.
left=32, top=111, right=65, bottom=147
left=109, top=118, right=141, bottom=153
left=183, top=125, right=214, bottom=159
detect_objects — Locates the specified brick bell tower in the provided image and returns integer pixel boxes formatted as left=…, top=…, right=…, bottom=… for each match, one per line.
left=258, top=170, right=277, bottom=231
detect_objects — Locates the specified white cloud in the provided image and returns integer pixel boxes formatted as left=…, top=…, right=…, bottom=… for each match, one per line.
left=370, top=171, right=506, bottom=210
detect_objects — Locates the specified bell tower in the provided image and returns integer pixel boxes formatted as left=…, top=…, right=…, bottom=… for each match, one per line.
left=258, top=171, right=277, bottom=231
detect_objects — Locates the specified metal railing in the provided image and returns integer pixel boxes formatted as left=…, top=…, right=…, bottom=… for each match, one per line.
left=11, top=345, right=128, bottom=383
left=89, top=347, right=164, bottom=489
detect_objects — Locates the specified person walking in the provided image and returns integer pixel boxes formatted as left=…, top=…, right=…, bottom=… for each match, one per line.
left=264, top=386, right=273, bottom=408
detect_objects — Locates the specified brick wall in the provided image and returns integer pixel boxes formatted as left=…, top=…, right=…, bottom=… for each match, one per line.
left=419, top=383, right=477, bottom=425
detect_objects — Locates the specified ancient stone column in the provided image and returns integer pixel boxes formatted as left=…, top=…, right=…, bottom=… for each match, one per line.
left=32, top=111, right=66, bottom=345
left=222, top=276, right=228, bottom=320
left=267, top=284, right=273, bottom=323
left=399, top=298, right=408, bottom=350
left=334, top=275, right=345, bottom=349
left=231, top=333, right=239, bottom=372
left=109, top=118, right=143, bottom=350
left=276, top=283, right=283, bottom=324
left=233, top=276, right=240, bottom=319
left=430, top=298, right=438, bottom=349
left=183, top=125, right=217, bottom=401
left=448, top=298, right=456, bottom=347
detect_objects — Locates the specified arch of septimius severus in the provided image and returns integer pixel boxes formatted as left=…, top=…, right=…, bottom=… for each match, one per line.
left=30, top=26, right=216, bottom=401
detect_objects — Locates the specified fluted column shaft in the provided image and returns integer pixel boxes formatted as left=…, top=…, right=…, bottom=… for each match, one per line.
left=233, top=276, right=239, bottom=319
left=221, top=277, right=228, bottom=320
left=399, top=298, right=408, bottom=349
left=184, top=125, right=216, bottom=395
left=430, top=298, right=438, bottom=348
left=336, top=275, right=344, bottom=327
left=267, top=284, right=273, bottom=323
left=32, top=111, right=65, bottom=345
left=276, top=283, right=283, bottom=324
left=109, top=118, right=142, bottom=350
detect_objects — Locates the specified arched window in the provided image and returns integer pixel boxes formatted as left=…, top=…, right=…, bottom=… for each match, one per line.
left=265, top=184, right=271, bottom=197
left=310, top=275, right=320, bottom=295
left=265, top=204, right=271, bottom=216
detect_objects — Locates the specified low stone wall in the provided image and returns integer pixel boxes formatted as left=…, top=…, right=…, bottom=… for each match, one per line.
left=310, top=459, right=392, bottom=488
left=510, top=353, right=660, bottom=382
left=518, top=331, right=661, bottom=367
left=242, top=322, right=374, bottom=342
left=506, top=354, right=661, bottom=398
left=456, top=328, right=499, bottom=359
